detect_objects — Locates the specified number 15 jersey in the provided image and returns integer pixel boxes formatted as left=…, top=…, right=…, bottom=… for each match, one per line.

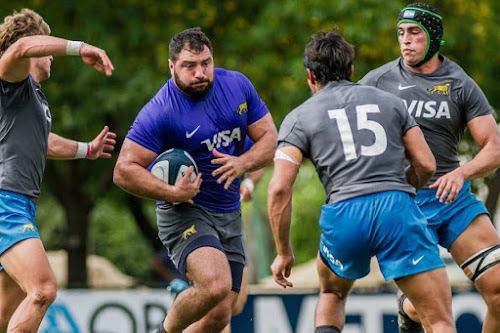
left=278, top=80, right=418, bottom=204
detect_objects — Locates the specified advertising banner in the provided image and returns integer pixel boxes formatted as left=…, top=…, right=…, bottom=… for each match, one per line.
left=39, top=290, right=485, bottom=333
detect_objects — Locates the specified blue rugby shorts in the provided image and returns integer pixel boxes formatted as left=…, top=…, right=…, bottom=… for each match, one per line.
left=415, top=180, right=489, bottom=249
left=318, top=190, right=444, bottom=281
left=0, top=190, right=39, bottom=271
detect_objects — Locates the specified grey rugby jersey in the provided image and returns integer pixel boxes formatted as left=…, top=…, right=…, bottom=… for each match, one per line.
left=0, top=76, right=51, bottom=201
left=360, top=56, right=492, bottom=186
left=278, top=81, right=417, bottom=204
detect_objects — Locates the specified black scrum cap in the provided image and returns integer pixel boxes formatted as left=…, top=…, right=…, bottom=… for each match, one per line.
left=398, top=3, right=444, bottom=67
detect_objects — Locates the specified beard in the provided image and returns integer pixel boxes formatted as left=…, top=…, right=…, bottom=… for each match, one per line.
left=174, top=72, right=214, bottom=99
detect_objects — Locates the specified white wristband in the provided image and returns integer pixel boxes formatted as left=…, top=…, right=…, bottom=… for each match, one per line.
left=241, top=178, right=254, bottom=192
left=66, top=41, right=83, bottom=56
left=74, top=142, right=90, bottom=159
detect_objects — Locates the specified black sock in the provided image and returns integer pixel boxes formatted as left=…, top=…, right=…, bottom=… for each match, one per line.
left=315, top=325, right=341, bottom=333
left=156, top=324, right=167, bottom=333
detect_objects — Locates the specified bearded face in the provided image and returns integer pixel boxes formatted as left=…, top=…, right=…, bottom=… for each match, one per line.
left=173, top=70, right=214, bottom=99
left=170, top=45, right=215, bottom=99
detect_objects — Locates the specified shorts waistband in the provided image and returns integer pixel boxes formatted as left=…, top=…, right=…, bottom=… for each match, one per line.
left=417, top=181, right=471, bottom=198
left=0, top=190, right=36, bottom=210
left=0, top=190, right=30, bottom=201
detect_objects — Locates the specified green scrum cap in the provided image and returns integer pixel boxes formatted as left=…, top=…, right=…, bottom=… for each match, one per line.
left=397, top=3, right=444, bottom=67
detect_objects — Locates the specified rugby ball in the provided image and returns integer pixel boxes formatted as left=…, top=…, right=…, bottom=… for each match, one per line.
left=151, top=148, right=198, bottom=185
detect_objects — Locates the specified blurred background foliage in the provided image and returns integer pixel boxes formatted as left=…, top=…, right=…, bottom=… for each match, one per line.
left=0, top=0, right=498, bottom=286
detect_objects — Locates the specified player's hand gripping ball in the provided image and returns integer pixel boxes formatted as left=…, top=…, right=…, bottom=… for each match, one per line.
left=151, top=148, right=198, bottom=186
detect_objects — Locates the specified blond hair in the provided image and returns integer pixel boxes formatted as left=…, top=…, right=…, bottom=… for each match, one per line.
left=0, top=8, right=50, bottom=58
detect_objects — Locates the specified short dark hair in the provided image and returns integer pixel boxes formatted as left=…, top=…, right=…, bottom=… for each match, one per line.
left=169, top=27, right=213, bottom=62
left=303, top=29, right=355, bottom=86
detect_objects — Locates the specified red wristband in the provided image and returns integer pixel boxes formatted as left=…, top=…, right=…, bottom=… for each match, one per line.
left=86, top=142, right=91, bottom=158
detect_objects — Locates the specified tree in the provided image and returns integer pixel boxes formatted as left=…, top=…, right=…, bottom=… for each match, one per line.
left=2, top=0, right=497, bottom=284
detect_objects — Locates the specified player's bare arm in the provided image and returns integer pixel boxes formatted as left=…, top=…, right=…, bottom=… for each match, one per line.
left=113, top=139, right=201, bottom=203
left=0, top=35, right=114, bottom=83
left=211, top=113, right=277, bottom=189
left=246, top=113, right=278, bottom=170
left=47, top=126, right=116, bottom=160
left=430, top=114, right=500, bottom=204
left=267, top=146, right=302, bottom=288
left=402, top=126, right=436, bottom=191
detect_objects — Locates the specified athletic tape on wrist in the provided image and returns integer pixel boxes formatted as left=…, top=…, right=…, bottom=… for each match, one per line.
left=241, top=178, right=255, bottom=192
left=66, top=41, right=83, bottom=56
left=74, top=141, right=89, bottom=159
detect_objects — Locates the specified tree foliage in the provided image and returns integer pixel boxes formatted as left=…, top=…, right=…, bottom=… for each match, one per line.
left=1, top=0, right=498, bottom=284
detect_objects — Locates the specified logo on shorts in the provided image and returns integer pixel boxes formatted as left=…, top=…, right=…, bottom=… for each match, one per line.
left=182, top=225, right=196, bottom=240
left=21, top=224, right=35, bottom=232
left=412, top=255, right=424, bottom=265
left=322, top=245, right=344, bottom=271
left=428, top=83, right=450, bottom=95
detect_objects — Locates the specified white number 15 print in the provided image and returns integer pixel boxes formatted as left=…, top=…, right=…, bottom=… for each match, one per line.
left=328, top=104, right=387, bottom=161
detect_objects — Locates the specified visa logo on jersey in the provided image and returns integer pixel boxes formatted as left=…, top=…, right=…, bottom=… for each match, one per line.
left=201, top=127, right=241, bottom=151
left=404, top=100, right=451, bottom=119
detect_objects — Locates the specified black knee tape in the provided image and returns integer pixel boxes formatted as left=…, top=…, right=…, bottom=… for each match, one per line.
left=230, top=261, right=244, bottom=293
left=315, top=325, right=341, bottom=333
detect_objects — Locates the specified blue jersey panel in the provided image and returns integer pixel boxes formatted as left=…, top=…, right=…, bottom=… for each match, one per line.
left=127, top=68, right=269, bottom=212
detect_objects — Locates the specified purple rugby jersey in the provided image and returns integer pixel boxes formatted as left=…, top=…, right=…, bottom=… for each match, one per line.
left=127, top=68, right=269, bottom=212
